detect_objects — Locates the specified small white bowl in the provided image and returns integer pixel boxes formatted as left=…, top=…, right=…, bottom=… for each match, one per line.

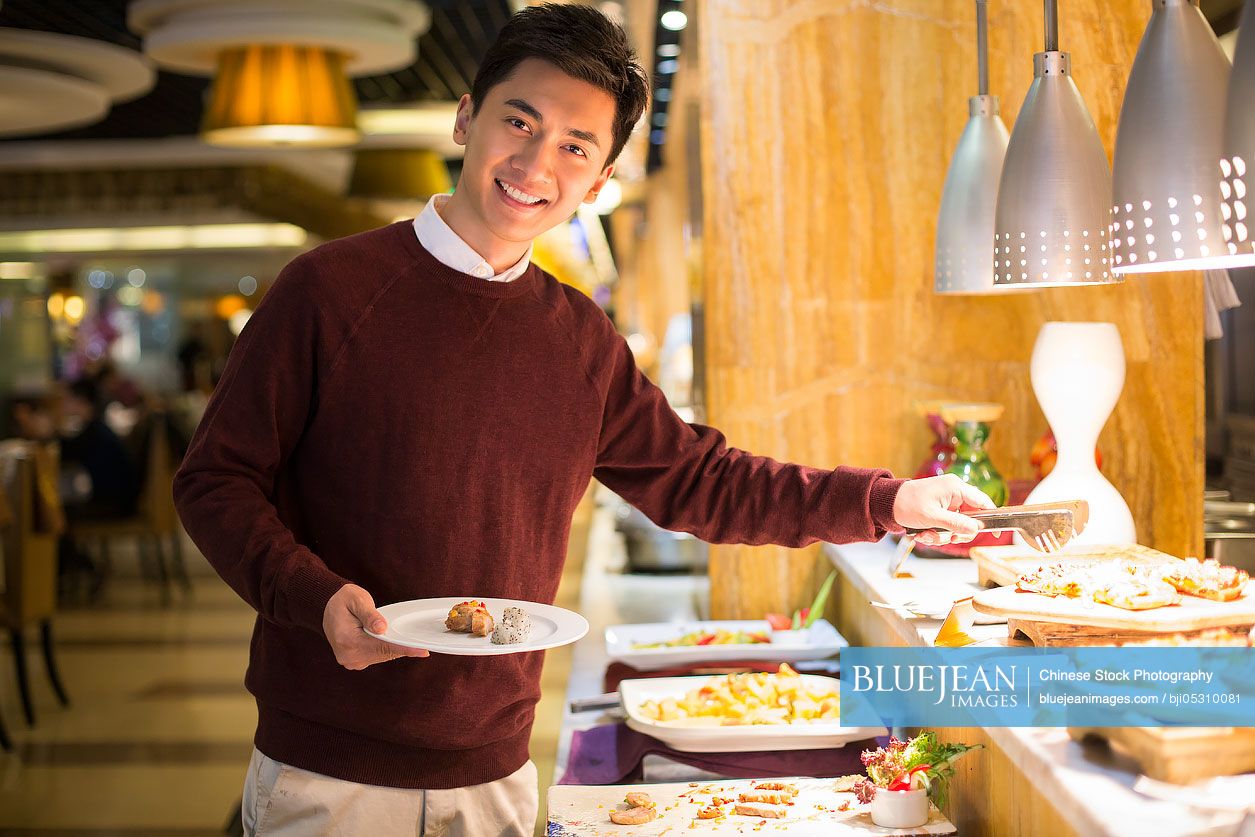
left=869, top=787, right=929, bottom=829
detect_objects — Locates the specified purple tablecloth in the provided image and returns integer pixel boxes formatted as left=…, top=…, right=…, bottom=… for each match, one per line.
left=559, top=723, right=882, bottom=785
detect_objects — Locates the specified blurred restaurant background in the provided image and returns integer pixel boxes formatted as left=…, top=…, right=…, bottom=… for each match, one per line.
left=0, top=0, right=1252, bottom=834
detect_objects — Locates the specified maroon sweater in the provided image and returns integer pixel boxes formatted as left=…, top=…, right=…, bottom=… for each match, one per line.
left=173, top=220, right=905, bottom=789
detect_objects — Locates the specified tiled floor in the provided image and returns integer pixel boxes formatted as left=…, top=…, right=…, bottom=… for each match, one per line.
left=0, top=498, right=589, bottom=835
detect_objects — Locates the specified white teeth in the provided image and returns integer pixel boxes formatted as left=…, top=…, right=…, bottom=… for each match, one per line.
left=498, top=180, right=543, bottom=205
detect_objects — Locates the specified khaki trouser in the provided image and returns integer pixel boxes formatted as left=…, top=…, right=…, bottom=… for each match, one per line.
left=241, top=748, right=539, bottom=837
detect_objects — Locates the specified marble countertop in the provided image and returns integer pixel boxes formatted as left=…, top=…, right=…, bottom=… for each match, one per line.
left=824, top=539, right=1252, bottom=837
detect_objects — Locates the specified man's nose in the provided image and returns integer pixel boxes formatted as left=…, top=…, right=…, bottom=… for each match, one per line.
left=510, top=139, right=554, bottom=185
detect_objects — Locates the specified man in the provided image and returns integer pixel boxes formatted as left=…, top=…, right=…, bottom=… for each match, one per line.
left=173, top=5, right=990, bottom=835
left=59, top=378, right=141, bottom=519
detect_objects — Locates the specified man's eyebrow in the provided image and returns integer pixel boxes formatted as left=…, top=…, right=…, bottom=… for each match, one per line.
left=567, top=128, right=601, bottom=149
left=504, top=98, right=603, bottom=150
left=505, top=98, right=543, bottom=122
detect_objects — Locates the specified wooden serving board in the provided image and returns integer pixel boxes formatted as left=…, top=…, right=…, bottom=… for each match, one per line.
left=548, top=778, right=956, bottom=836
left=972, top=585, right=1255, bottom=640
left=1069, top=727, right=1255, bottom=784
left=969, top=544, right=1179, bottom=588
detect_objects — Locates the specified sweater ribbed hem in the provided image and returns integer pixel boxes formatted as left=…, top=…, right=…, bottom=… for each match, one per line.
left=869, top=476, right=907, bottom=534
left=255, top=702, right=532, bottom=790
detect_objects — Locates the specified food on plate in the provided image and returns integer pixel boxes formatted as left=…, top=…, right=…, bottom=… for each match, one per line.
left=1092, top=579, right=1181, bottom=611
left=1159, top=558, right=1249, bottom=601
left=696, top=805, right=723, bottom=819
left=752, top=781, right=798, bottom=797
left=445, top=600, right=494, bottom=636
left=1016, top=564, right=1085, bottom=598
left=630, top=628, right=770, bottom=649
left=608, top=791, right=656, bottom=825
left=1014, top=556, right=1248, bottom=611
left=635, top=663, right=839, bottom=725
left=733, top=801, right=787, bottom=818
left=832, top=775, right=862, bottom=792
left=491, top=606, right=532, bottom=645
left=737, top=790, right=795, bottom=805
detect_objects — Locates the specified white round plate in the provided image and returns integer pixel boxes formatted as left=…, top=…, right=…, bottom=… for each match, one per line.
left=366, top=596, right=589, bottom=656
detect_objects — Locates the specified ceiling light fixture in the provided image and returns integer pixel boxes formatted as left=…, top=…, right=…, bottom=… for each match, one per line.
left=660, top=10, right=688, bottom=31
left=348, top=148, right=452, bottom=200
left=935, top=0, right=1011, bottom=295
left=0, top=223, right=308, bottom=255
left=0, top=28, right=153, bottom=138
left=1110, top=0, right=1231, bottom=275
left=993, top=0, right=1117, bottom=288
left=128, top=0, right=431, bottom=149
left=1216, top=1, right=1255, bottom=267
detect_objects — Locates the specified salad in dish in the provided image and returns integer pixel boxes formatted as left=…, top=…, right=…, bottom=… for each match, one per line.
left=853, top=733, right=981, bottom=808
left=631, top=628, right=770, bottom=649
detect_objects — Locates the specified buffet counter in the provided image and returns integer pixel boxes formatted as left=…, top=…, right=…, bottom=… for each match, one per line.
left=824, top=539, right=1252, bottom=837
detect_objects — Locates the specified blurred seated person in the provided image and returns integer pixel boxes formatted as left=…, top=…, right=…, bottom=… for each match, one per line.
left=7, top=392, right=57, bottom=443
left=76, top=359, right=149, bottom=438
left=59, top=378, right=140, bottom=521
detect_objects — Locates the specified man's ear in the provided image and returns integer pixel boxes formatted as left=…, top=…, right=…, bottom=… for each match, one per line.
left=583, top=163, right=616, bottom=203
left=452, top=93, right=474, bottom=146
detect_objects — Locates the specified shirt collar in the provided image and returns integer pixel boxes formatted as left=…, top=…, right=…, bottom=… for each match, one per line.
left=412, top=194, right=532, bottom=283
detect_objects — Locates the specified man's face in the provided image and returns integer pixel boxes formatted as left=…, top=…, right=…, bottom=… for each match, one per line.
left=452, top=58, right=617, bottom=246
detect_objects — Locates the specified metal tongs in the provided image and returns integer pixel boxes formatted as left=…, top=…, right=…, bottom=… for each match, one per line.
left=906, top=500, right=1090, bottom=554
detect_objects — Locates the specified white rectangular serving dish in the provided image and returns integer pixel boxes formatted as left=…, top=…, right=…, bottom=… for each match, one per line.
left=619, top=674, right=885, bottom=752
left=604, top=619, right=846, bottom=671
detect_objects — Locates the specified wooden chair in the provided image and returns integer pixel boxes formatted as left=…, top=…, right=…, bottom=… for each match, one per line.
left=1, top=445, right=71, bottom=736
left=70, top=414, right=190, bottom=605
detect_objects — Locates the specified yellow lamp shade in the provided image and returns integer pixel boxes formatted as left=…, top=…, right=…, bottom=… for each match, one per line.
left=202, top=44, right=360, bottom=148
left=348, top=149, right=452, bottom=200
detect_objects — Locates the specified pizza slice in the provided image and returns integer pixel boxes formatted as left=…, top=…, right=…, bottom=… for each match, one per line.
left=1158, top=558, right=1249, bottom=602
left=1092, top=579, right=1181, bottom=611
left=1017, top=564, right=1085, bottom=598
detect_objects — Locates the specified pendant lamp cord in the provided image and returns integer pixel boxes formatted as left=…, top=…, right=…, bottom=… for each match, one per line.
left=976, top=0, right=989, bottom=96
left=1043, top=0, right=1059, bottom=52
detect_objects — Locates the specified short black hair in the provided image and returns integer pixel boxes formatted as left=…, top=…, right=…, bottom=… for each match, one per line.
left=67, top=378, right=100, bottom=409
left=471, top=3, right=649, bottom=166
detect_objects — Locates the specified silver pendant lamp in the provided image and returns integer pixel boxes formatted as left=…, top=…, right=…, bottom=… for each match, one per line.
left=1110, top=0, right=1231, bottom=275
left=993, top=0, right=1117, bottom=287
left=935, top=0, right=1011, bottom=295
left=1218, top=1, right=1255, bottom=267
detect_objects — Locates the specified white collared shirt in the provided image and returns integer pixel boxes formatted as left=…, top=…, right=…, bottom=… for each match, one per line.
left=412, top=194, right=532, bottom=282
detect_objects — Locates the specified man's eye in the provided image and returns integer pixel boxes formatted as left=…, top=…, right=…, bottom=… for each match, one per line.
left=508, top=118, right=529, bottom=130
left=566, top=145, right=587, bottom=157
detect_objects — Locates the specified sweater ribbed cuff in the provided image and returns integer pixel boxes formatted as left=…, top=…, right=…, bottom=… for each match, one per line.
left=282, top=553, right=350, bottom=634
left=869, top=476, right=907, bottom=534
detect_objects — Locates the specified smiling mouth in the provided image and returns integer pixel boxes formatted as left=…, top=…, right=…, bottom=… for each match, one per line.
left=495, top=178, right=548, bottom=208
